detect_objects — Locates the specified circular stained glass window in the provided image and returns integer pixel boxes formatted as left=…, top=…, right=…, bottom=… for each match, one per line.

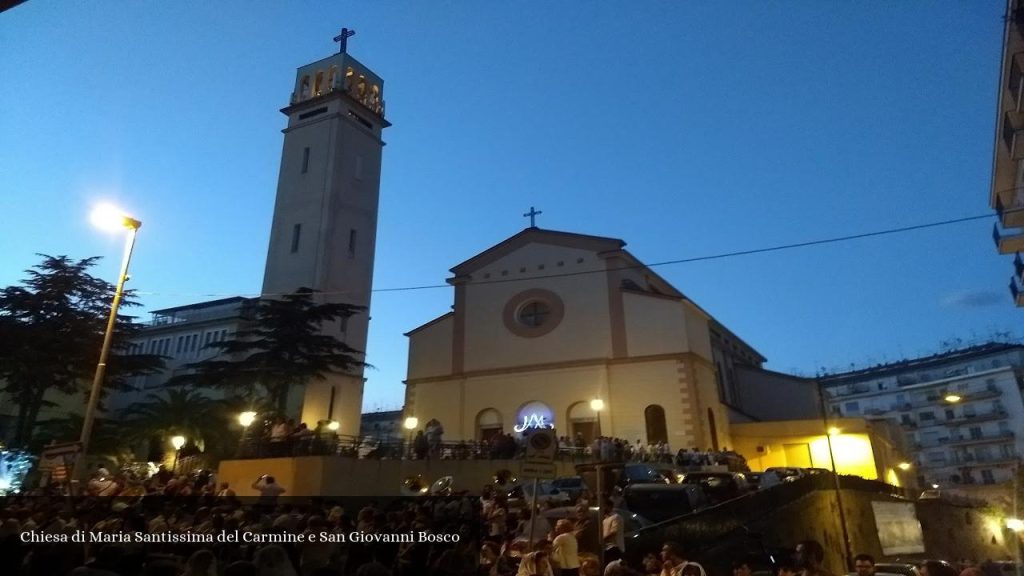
left=517, top=300, right=552, bottom=327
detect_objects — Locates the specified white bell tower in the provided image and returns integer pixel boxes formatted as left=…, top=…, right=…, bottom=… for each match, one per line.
left=261, top=29, right=389, bottom=436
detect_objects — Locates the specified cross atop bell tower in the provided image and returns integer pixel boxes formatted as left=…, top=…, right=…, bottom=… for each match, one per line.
left=262, top=35, right=390, bottom=437
left=333, top=27, right=355, bottom=53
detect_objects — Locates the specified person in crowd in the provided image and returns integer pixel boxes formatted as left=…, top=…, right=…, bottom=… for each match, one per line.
left=602, top=501, right=625, bottom=564
left=182, top=549, right=218, bottom=576
left=87, top=468, right=120, bottom=497
left=853, top=554, right=876, bottom=576
left=920, top=562, right=958, bottom=576
left=733, top=560, right=753, bottom=576
left=551, top=519, right=580, bottom=576
left=659, top=541, right=705, bottom=576
left=517, top=544, right=554, bottom=576
left=414, top=430, right=430, bottom=460
left=217, top=481, right=236, bottom=497
left=794, top=540, right=833, bottom=576
left=251, top=475, right=286, bottom=508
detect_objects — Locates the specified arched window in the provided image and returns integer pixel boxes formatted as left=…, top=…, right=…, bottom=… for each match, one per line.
left=314, top=71, right=324, bottom=96
left=644, top=405, right=668, bottom=444
left=476, top=408, right=503, bottom=442
left=345, top=67, right=355, bottom=91
left=327, top=66, right=338, bottom=91
left=707, top=408, right=719, bottom=451
left=299, top=76, right=311, bottom=100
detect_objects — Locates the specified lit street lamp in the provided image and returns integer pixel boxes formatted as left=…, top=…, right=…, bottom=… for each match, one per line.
left=944, top=394, right=962, bottom=403
left=75, top=204, right=142, bottom=487
left=327, top=420, right=340, bottom=431
left=897, top=462, right=912, bottom=471
left=404, top=417, right=418, bottom=459
left=171, top=435, right=186, bottom=473
left=590, top=398, right=604, bottom=438
left=237, top=411, right=257, bottom=457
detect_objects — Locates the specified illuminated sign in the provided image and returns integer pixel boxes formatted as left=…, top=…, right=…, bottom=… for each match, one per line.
left=513, top=413, right=554, bottom=432
left=513, top=401, right=555, bottom=433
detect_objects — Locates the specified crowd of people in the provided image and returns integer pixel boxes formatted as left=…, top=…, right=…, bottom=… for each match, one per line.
left=0, top=462, right=1012, bottom=576
left=238, top=417, right=747, bottom=470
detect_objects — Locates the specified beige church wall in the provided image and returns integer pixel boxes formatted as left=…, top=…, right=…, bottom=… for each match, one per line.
left=406, top=315, right=453, bottom=379
left=405, top=379, right=466, bottom=438
left=607, top=359, right=698, bottom=448
left=621, top=292, right=689, bottom=357
left=681, top=302, right=714, bottom=362
left=462, top=245, right=614, bottom=371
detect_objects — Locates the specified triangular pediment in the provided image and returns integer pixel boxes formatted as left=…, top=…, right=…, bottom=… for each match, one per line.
left=449, top=228, right=626, bottom=277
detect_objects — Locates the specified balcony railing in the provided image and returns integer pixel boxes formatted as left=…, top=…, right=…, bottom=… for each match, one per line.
left=949, top=452, right=1020, bottom=467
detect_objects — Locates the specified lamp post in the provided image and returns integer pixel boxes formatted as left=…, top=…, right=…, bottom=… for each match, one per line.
left=404, top=417, right=418, bottom=459
left=817, top=379, right=853, bottom=571
left=75, top=205, right=142, bottom=486
left=590, top=398, right=604, bottom=439
left=238, top=411, right=257, bottom=456
left=171, top=435, right=186, bottom=473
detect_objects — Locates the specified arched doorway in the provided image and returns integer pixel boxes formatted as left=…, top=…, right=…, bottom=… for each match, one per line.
left=644, top=405, right=668, bottom=444
left=476, top=408, right=503, bottom=442
left=567, top=401, right=598, bottom=443
left=707, top=408, right=719, bottom=450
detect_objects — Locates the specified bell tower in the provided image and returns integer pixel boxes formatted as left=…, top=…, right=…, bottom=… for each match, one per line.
left=261, top=29, right=390, bottom=436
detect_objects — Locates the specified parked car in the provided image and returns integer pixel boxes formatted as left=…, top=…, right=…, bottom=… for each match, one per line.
left=679, top=471, right=751, bottom=504
left=746, top=471, right=763, bottom=486
left=651, top=465, right=686, bottom=484
left=507, top=480, right=571, bottom=508
left=874, top=563, right=920, bottom=576
left=764, top=467, right=806, bottom=483
left=623, top=482, right=709, bottom=521
left=550, top=476, right=586, bottom=501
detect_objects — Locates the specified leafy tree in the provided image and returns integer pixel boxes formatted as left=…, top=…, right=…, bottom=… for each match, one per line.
left=0, top=255, right=164, bottom=446
left=173, top=289, right=366, bottom=413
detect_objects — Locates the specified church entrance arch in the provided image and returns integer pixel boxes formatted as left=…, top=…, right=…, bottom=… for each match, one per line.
left=644, top=405, right=668, bottom=444
left=476, top=408, right=503, bottom=442
left=567, top=401, right=598, bottom=444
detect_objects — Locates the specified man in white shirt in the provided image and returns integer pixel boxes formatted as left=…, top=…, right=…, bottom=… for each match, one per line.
left=660, top=541, right=706, bottom=576
left=602, top=503, right=625, bottom=563
left=251, top=475, right=286, bottom=508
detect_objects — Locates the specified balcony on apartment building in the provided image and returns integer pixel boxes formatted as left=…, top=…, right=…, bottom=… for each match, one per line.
left=916, top=430, right=1015, bottom=450
left=915, top=409, right=1009, bottom=429
left=948, top=451, right=1021, bottom=467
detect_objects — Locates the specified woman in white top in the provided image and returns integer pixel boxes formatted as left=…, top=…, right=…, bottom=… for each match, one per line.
left=551, top=519, right=581, bottom=575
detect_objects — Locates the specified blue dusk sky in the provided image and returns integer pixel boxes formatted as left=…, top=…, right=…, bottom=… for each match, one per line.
left=1, top=2, right=1017, bottom=412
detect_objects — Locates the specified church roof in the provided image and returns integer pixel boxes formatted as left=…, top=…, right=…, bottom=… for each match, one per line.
left=449, top=227, right=626, bottom=277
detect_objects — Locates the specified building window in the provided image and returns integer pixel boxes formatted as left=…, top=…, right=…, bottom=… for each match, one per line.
left=291, top=224, right=302, bottom=253
left=190, top=334, right=198, bottom=352
left=517, top=301, right=551, bottom=327
left=919, top=411, right=935, bottom=421
left=220, top=329, right=228, bottom=341
left=945, top=409, right=955, bottom=421
left=644, top=405, right=668, bottom=444
left=843, top=401, right=860, bottom=415
left=176, top=337, right=184, bottom=354
left=348, top=229, right=357, bottom=257
left=204, top=332, right=213, bottom=347
left=302, top=147, right=310, bottom=173
left=981, top=469, right=996, bottom=484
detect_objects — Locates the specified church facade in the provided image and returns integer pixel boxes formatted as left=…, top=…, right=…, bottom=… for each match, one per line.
left=404, top=228, right=764, bottom=450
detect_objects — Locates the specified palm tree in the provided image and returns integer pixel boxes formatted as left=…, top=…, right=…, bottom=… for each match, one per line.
left=32, top=413, right=129, bottom=467
left=119, top=388, right=236, bottom=464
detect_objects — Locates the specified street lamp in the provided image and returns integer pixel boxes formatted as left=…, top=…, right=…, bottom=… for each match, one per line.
left=897, top=462, right=912, bottom=471
left=327, top=420, right=340, bottom=431
left=238, top=411, right=257, bottom=427
left=827, top=427, right=841, bottom=436
left=1007, top=518, right=1024, bottom=532
left=944, top=394, right=962, bottom=403
left=590, top=399, right=604, bottom=438
left=404, top=417, right=418, bottom=459
left=171, top=435, right=186, bottom=473
left=76, top=204, right=142, bottom=486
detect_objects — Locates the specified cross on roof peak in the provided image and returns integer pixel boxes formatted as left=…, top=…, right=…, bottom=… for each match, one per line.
left=523, top=206, right=542, bottom=228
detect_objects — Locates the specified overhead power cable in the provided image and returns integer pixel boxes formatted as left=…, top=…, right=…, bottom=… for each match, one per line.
left=133, top=209, right=1008, bottom=300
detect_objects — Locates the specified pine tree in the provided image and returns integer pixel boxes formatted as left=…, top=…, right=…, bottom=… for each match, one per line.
left=0, top=255, right=164, bottom=446
left=175, top=288, right=366, bottom=414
